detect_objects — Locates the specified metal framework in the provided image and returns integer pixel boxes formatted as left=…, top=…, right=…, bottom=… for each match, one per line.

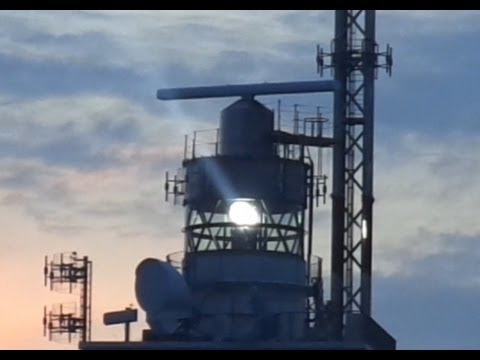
left=317, top=10, right=392, bottom=339
left=184, top=202, right=305, bottom=255
left=43, top=252, right=93, bottom=343
left=165, top=113, right=331, bottom=263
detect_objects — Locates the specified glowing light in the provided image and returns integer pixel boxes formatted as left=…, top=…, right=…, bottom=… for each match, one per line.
left=228, top=201, right=260, bottom=226
left=361, top=219, right=368, bottom=239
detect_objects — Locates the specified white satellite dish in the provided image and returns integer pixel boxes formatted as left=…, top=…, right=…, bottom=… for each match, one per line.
left=135, top=258, right=193, bottom=336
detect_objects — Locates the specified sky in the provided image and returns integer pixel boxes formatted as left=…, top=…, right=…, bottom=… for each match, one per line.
left=0, top=10, right=480, bottom=350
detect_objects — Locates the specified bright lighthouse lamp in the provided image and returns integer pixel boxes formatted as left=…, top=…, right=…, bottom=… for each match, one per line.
left=228, top=200, right=260, bottom=226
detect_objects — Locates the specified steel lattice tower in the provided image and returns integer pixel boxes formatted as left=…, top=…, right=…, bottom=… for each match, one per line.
left=317, top=10, right=392, bottom=339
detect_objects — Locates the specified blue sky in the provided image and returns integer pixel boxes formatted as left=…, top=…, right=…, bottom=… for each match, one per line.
left=0, top=10, right=480, bottom=349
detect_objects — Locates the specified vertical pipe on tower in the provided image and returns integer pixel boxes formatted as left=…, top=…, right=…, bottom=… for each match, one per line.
left=360, top=10, right=376, bottom=317
left=330, top=9, right=348, bottom=341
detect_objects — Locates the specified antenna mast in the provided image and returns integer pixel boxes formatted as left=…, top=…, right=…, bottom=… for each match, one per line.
left=317, top=10, right=393, bottom=339
left=43, top=252, right=93, bottom=344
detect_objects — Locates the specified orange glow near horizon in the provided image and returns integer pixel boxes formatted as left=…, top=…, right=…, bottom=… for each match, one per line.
left=0, top=202, right=178, bottom=349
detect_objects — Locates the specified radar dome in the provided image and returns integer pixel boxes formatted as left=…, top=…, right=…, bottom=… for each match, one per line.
left=134, top=258, right=193, bottom=336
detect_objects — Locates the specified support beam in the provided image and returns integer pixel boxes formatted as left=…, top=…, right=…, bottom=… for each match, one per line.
left=157, top=80, right=338, bottom=100
left=330, top=9, right=348, bottom=341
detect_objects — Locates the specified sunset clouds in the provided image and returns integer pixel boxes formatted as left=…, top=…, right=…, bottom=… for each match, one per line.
left=1, top=10, right=480, bottom=349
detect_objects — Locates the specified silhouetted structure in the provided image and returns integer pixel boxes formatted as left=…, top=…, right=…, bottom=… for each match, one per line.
left=43, top=252, right=92, bottom=344
left=80, top=10, right=395, bottom=350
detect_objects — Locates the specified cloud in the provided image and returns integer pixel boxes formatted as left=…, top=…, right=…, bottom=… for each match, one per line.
left=0, top=11, right=332, bottom=72
left=375, top=281, right=480, bottom=349
left=0, top=94, right=200, bottom=167
left=371, top=131, right=480, bottom=275
left=374, top=236, right=480, bottom=349
left=3, top=10, right=480, bottom=140
left=379, top=10, right=480, bottom=36
left=1, top=10, right=480, bottom=349
left=0, top=93, right=194, bottom=245
left=0, top=157, right=185, bottom=240
left=5, top=10, right=477, bottom=86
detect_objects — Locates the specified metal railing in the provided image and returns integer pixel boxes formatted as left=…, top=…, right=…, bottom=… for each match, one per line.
left=309, top=256, right=322, bottom=283
left=166, top=251, right=184, bottom=274
left=184, top=129, right=219, bottom=160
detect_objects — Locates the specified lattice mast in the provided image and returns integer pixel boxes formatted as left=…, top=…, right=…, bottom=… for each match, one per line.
left=317, top=10, right=393, bottom=339
left=43, top=252, right=93, bottom=343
